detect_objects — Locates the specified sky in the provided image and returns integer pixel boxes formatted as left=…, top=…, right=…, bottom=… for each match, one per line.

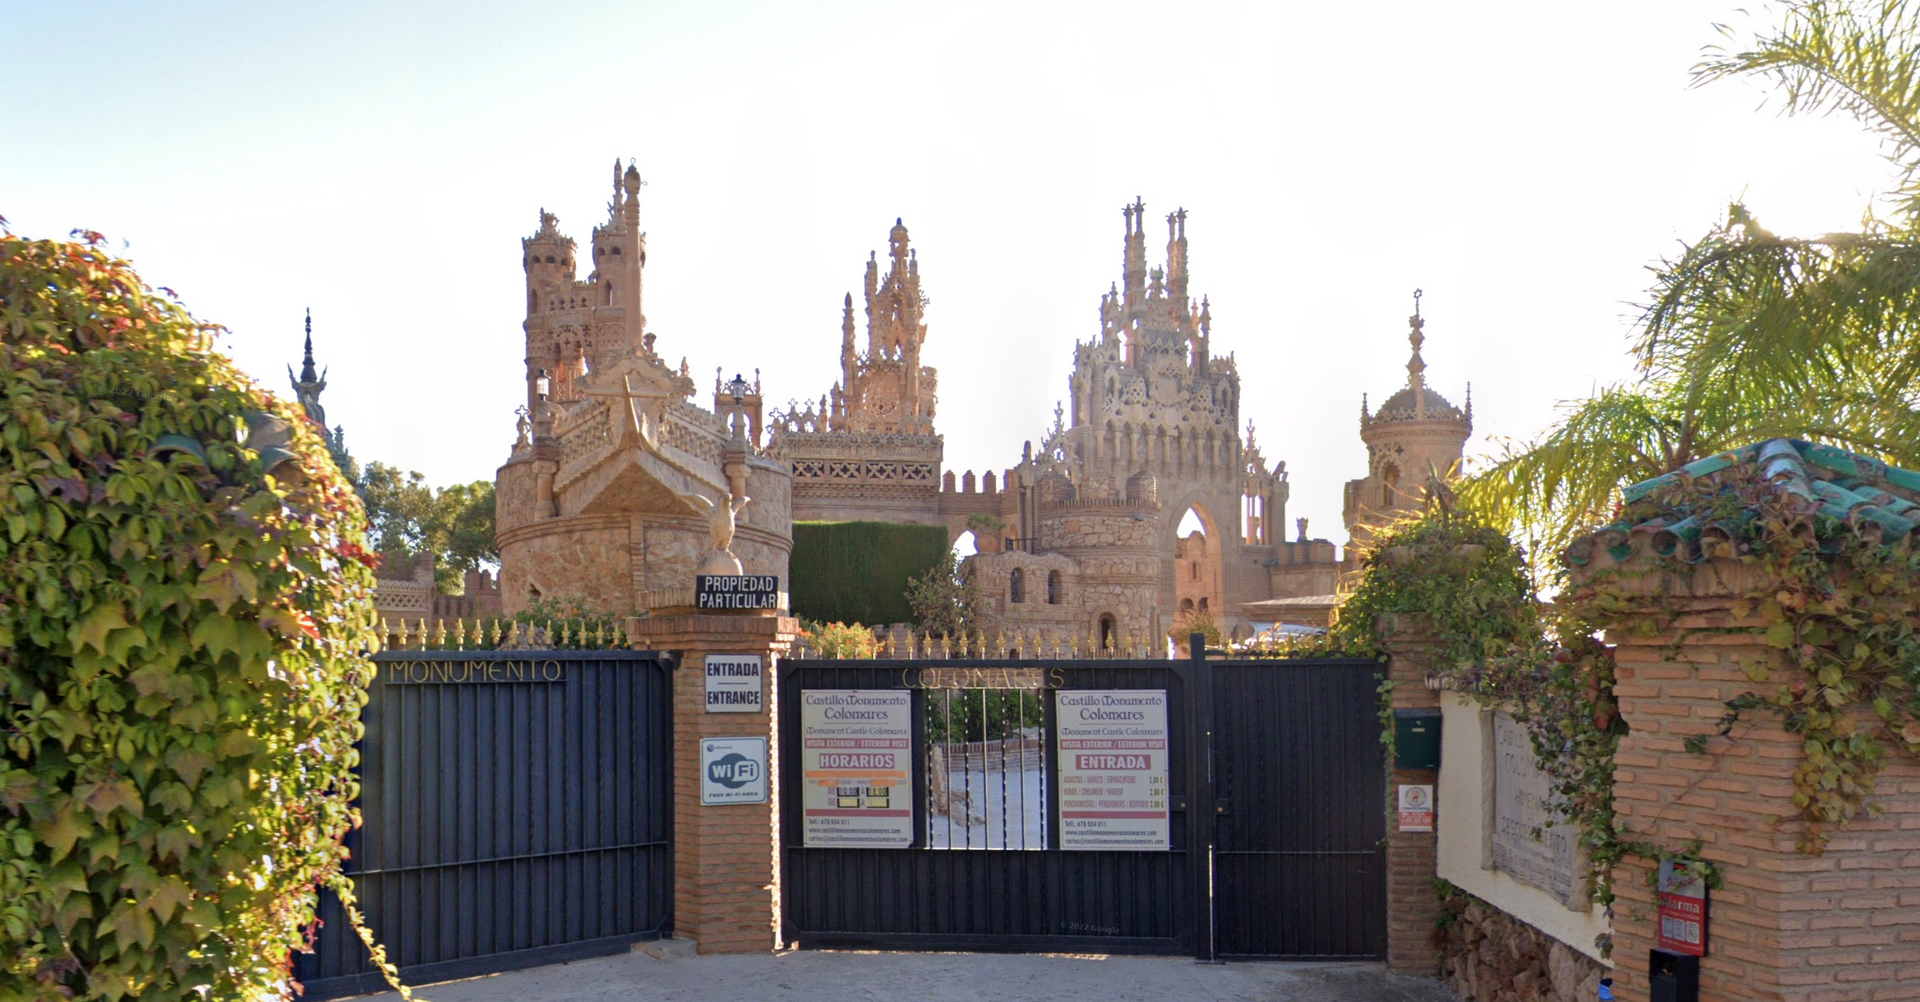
left=0, top=0, right=1899, bottom=546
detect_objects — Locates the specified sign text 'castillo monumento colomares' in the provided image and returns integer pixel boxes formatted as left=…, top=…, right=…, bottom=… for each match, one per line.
left=385, top=660, right=565, bottom=684
left=1056, top=690, right=1169, bottom=850
left=695, top=574, right=781, bottom=610
left=801, top=689, right=912, bottom=848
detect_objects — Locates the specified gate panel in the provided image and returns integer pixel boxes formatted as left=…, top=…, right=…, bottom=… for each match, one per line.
left=1211, top=659, right=1386, bottom=958
left=781, top=660, right=1192, bottom=953
left=294, top=652, right=673, bottom=999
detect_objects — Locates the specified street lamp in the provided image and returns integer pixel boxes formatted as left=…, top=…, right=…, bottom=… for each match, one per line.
left=535, top=368, right=550, bottom=401
left=728, top=373, right=748, bottom=404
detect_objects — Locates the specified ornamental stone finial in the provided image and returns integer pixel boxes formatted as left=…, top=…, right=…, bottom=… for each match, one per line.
left=1407, top=288, right=1427, bottom=390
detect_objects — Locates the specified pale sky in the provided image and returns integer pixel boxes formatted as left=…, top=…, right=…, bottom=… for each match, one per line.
left=1, top=0, right=1897, bottom=545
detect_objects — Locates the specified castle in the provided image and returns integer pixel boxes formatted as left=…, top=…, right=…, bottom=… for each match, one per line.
left=763, top=197, right=1473, bottom=643
left=342, top=163, right=1472, bottom=641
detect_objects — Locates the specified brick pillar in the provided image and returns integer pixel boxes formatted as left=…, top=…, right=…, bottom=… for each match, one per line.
left=1593, top=563, right=1920, bottom=1002
left=632, top=611, right=798, bottom=953
left=1380, top=616, right=1443, bottom=976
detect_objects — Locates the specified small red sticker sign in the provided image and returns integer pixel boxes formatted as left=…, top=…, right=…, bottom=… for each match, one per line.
left=1657, top=860, right=1708, bottom=957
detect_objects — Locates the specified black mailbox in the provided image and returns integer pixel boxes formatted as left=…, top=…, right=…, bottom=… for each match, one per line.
left=1392, top=708, right=1441, bottom=771
left=1649, top=949, right=1699, bottom=1002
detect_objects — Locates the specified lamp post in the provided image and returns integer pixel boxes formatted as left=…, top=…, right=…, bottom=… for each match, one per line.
left=727, top=372, right=748, bottom=441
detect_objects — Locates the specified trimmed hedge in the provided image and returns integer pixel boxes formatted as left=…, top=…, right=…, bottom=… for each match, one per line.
left=791, top=520, right=950, bottom=626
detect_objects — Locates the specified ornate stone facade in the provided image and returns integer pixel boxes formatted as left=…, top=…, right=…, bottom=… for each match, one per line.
left=766, top=221, right=946, bottom=526
left=480, top=170, right=1472, bottom=639
left=494, top=163, right=792, bottom=615
left=773, top=203, right=1375, bottom=644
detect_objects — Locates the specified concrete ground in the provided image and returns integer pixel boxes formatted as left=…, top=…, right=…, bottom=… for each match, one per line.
left=349, top=948, right=1459, bottom=1002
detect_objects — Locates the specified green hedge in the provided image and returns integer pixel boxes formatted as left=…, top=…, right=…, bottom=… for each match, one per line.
left=791, top=520, right=950, bottom=626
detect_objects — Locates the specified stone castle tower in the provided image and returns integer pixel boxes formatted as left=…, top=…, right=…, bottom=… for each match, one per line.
left=765, top=221, right=944, bottom=524
left=993, top=201, right=1292, bottom=640
left=767, top=201, right=1353, bottom=644
left=494, top=162, right=792, bottom=614
left=1342, top=291, right=1472, bottom=546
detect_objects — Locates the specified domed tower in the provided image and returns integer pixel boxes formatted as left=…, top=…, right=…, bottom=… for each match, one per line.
left=1342, top=290, right=1472, bottom=545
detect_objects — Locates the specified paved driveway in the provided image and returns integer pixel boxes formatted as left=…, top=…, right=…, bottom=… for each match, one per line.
left=346, top=949, right=1457, bottom=1002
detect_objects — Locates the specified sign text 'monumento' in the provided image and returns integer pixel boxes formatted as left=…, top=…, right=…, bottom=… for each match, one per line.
left=1490, top=713, right=1580, bottom=906
left=385, top=660, right=565, bottom=684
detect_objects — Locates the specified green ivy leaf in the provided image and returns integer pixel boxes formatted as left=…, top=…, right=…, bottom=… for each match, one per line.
left=1765, top=620, right=1796, bottom=648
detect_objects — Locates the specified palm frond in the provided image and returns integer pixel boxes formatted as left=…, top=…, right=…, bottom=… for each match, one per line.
left=1696, top=0, right=1920, bottom=210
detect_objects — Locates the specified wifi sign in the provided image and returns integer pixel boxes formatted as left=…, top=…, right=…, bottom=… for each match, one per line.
left=700, top=737, right=768, bottom=805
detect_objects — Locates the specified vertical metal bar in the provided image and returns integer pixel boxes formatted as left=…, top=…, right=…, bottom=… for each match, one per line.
left=1187, top=633, right=1216, bottom=962
left=1042, top=680, right=1059, bottom=851
left=996, top=689, right=1009, bottom=850
left=910, top=683, right=927, bottom=849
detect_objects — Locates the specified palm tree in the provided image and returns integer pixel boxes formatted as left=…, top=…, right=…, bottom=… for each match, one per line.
left=1464, top=0, right=1920, bottom=557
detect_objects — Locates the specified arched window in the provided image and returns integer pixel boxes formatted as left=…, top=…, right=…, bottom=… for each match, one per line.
left=1009, top=567, right=1026, bottom=604
left=1047, top=570, right=1062, bottom=605
left=1098, top=614, right=1116, bottom=651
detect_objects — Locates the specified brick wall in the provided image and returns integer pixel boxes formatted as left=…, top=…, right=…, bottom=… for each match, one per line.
left=636, top=612, right=798, bottom=953
left=1382, top=619, right=1444, bottom=975
left=1600, top=576, right=1920, bottom=1002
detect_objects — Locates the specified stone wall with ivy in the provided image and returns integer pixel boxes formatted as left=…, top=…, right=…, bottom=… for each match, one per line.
left=1436, top=883, right=1609, bottom=1002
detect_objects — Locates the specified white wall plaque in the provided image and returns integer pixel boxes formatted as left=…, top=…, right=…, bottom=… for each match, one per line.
left=1056, top=690, right=1169, bottom=850
left=701, top=737, right=767, bottom=805
left=1490, top=713, right=1580, bottom=906
left=704, top=654, right=763, bottom=713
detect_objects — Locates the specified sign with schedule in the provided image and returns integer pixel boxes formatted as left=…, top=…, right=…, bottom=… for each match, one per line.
left=1056, top=690, right=1169, bottom=850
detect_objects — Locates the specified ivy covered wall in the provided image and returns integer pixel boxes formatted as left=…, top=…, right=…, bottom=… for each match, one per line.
left=790, top=520, right=949, bottom=627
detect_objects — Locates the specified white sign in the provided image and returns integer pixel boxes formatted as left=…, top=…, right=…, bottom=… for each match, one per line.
left=1491, top=713, right=1580, bottom=906
left=700, top=737, right=767, bottom=805
left=1056, top=690, right=1169, bottom=850
left=1398, top=784, right=1435, bottom=832
left=704, top=654, right=763, bottom=713
left=801, top=690, right=913, bottom=847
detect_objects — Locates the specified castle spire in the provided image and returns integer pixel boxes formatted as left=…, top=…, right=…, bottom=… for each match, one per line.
left=299, top=308, right=318, bottom=384
left=289, top=309, right=328, bottom=428
left=1407, top=288, right=1427, bottom=389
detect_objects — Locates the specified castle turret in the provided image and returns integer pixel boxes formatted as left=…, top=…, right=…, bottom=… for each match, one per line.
left=1343, top=290, right=1473, bottom=543
left=589, top=159, right=646, bottom=357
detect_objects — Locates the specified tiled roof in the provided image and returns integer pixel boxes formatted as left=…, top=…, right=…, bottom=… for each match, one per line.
left=1566, top=439, right=1920, bottom=567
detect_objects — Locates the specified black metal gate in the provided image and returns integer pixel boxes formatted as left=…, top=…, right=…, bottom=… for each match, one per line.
left=294, top=650, right=673, bottom=999
left=1210, top=659, right=1387, bottom=958
left=778, top=652, right=1384, bottom=960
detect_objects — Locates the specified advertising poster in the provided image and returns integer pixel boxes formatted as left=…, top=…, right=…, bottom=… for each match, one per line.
left=1056, top=690, right=1169, bottom=850
left=801, top=689, right=913, bottom=847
